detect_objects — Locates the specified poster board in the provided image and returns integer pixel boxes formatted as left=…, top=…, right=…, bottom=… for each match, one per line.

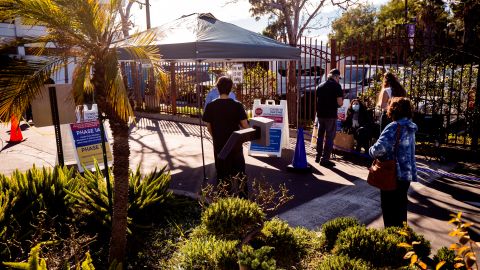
left=68, top=120, right=112, bottom=172
left=31, top=84, right=76, bottom=127
left=249, top=99, right=289, bottom=157
left=76, top=104, right=98, bottom=123
left=230, top=64, right=244, bottom=84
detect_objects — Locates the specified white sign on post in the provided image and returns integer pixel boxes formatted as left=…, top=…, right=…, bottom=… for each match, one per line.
left=231, top=64, right=244, bottom=84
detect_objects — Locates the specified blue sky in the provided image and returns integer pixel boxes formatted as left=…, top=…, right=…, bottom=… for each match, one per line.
left=131, top=0, right=390, bottom=41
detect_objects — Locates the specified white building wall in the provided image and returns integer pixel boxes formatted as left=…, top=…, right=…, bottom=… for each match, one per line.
left=0, top=18, right=74, bottom=84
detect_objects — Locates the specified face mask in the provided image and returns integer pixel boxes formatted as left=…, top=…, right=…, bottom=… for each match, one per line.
left=352, top=104, right=360, bottom=111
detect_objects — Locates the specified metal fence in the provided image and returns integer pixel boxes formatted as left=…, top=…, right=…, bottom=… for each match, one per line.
left=120, top=25, right=479, bottom=149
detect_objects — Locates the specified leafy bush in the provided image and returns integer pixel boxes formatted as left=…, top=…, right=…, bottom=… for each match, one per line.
left=384, top=226, right=431, bottom=260
left=0, top=166, right=78, bottom=262
left=334, top=226, right=410, bottom=268
left=316, top=254, right=372, bottom=270
left=201, top=197, right=265, bottom=240
left=69, top=162, right=173, bottom=230
left=254, top=218, right=320, bottom=268
left=174, top=236, right=238, bottom=270
left=3, top=241, right=95, bottom=270
left=320, top=217, right=360, bottom=251
left=434, top=247, right=463, bottom=270
left=238, top=245, right=276, bottom=270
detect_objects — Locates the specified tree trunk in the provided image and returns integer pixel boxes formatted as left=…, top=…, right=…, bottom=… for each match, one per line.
left=92, top=60, right=130, bottom=265
left=108, top=117, right=130, bottom=264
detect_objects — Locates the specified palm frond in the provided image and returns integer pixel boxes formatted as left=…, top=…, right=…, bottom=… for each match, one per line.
left=114, top=31, right=161, bottom=62
left=103, top=51, right=133, bottom=121
left=71, top=57, right=95, bottom=105
left=0, top=57, right=65, bottom=121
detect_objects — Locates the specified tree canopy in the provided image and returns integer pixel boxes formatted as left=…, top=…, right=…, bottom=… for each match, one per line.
left=329, top=4, right=376, bottom=45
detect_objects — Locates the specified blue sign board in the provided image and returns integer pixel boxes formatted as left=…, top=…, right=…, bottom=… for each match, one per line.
left=250, top=128, right=282, bottom=153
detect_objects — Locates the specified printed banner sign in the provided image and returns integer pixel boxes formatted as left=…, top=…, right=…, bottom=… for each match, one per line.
left=249, top=99, right=288, bottom=157
left=69, top=120, right=112, bottom=172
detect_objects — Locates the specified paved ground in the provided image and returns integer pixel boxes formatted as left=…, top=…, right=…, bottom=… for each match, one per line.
left=1, top=116, right=479, bottom=253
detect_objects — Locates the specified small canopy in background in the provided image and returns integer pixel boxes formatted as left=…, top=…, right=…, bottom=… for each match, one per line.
left=117, top=13, right=300, bottom=62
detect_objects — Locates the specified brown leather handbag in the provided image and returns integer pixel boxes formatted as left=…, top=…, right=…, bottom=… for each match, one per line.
left=367, top=125, right=401, bottom=191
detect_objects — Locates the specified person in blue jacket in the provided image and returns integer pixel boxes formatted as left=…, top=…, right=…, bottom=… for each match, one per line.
left=204, top=85, right=236, bottom=110
left=369, top=97, right=417, bottom=228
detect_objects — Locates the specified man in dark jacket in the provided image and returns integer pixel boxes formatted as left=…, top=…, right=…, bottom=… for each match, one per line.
left=315, top=69, right=343, bottom=167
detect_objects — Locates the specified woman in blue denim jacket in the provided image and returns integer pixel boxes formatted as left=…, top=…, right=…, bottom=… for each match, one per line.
left=369, top=97, right=417, bottom=227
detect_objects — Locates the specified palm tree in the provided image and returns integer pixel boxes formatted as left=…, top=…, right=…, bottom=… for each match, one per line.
left=0, top=0, right=164, bottom=264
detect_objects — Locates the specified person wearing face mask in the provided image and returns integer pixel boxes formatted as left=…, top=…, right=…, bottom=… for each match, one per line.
left=343, top=99, right=376, bottom=153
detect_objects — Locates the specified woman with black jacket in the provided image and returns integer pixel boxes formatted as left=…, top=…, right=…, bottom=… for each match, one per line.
left=343, top=99, right=377, bottom=152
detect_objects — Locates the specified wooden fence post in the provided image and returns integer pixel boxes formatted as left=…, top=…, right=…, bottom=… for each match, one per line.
left=330, top=38, right=337, bottom=69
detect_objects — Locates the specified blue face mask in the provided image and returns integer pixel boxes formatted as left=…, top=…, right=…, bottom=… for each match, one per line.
left=352, top=104, right=360, bottom=111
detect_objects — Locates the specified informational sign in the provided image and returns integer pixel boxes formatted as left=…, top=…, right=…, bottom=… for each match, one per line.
left=75, top=104, right=98, bottom=123
left=69, top=120, right=112, bottom=172
left=336, top=99, right=350, bottom=131
left=249, top=99, right=289, bottom=157
left=231, top=64, right=244, bottom=84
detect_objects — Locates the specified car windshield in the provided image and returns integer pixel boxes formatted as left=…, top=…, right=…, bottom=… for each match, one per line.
left=341, top=67, right=367, bottom=84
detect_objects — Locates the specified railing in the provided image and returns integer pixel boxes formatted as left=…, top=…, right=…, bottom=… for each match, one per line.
left=120, top=25, right=479, bottom=149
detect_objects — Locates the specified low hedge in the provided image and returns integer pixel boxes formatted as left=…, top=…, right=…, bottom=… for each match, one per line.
left=316, top=254, right=372, bottom=270
left=174, top=236, right=239, bottom=270
left=320, top=217, right=360, bottom=251
left=201, top=197, right=265, bottom=240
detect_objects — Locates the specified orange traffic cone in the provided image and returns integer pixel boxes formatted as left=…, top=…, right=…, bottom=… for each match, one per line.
left=9, top=115, right=23, bottom=143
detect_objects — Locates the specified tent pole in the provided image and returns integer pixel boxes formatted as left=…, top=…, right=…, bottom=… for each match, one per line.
left=196, top=60, right=208, bottom=183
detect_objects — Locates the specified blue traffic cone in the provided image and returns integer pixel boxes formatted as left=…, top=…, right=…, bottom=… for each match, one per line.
left=287, top=128, right=311, bottom=173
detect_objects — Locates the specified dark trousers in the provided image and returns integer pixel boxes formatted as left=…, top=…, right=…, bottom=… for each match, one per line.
left=214, top=150, right=247, bottom=198
left=316, top=118, right=337, bottom=162
left=381, top=180, right=411, bottom=227
left=354, top=126, right=371, bottom=152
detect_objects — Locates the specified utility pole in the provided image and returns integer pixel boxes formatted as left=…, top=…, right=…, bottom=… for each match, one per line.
left=145, top=0, right=151, bottom=29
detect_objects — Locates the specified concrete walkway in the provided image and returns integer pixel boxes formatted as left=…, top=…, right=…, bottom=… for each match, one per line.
left=1, top=116, right=479, bottom=253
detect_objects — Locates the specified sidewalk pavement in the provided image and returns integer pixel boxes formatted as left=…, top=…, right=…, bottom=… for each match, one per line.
left=1, top=116, right=479, bottom=253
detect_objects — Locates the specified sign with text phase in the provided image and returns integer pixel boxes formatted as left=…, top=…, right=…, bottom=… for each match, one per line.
left=69, top=120, right=112, bottom=172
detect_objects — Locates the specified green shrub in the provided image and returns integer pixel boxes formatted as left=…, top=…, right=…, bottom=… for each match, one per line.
left=434, top=247, right=465, bottom=270
left=0, top=166, right=78, bottom=262
left=334, top=226, right=406, bottom=268
left=238, top=245, right=276, bottom=270
left=316, top=254, right=372, bottom=270
left=201, top=197, right=265, bottom=240
left=175, top=236, right=238, bottom=270
left=188, top=224, right=210, bottom=240
left=320, top=217, right=360, bottom=251
left=3, top=241, right=95, bottom=270
left=69, top=161, right=173, bottom=230
left=254, top=218, right=319, bottom=268
left=384, top=226, right=431, bottom=260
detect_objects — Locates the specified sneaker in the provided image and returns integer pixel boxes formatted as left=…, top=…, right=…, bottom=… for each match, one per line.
left=320, top=160, right=336, bottom=167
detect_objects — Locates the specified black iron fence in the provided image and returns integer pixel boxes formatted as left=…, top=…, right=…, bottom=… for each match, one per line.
left=120, top=25, right=479, bottom=149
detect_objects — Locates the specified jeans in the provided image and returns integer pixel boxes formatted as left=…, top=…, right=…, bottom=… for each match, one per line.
left=381, top=180, right=411, bottom=227
left=316, top=118, right=337, bottom=162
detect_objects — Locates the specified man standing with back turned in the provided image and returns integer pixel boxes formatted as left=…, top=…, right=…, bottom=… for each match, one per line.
left=202, top=76, right=249, bottom=183
left=315, top=68, right=344, bottom=167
